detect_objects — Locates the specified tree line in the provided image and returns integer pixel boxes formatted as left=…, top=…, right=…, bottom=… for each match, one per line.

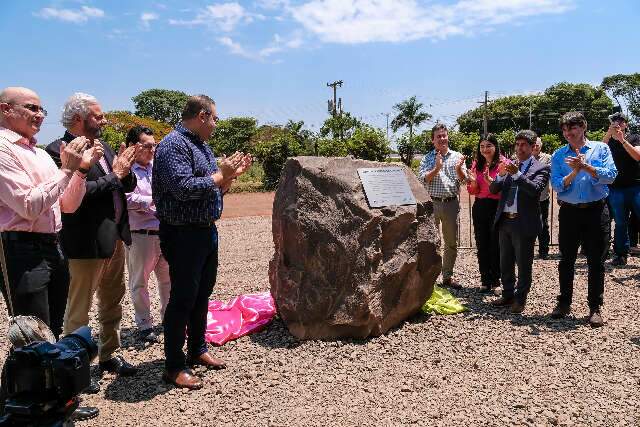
left=102, top=74, right=639, bottom=190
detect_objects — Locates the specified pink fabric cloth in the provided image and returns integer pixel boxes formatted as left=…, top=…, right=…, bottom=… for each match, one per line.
left=0, top=127, right=86, bottom=232
left=466, top=156, right=509, bottom=200
left=205, top=292, right=276, bottom=345
left=126, top=161, right=159, bottom=231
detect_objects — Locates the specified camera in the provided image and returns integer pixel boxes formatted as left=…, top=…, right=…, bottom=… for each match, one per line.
left=0, top=326, right=97, bottom=427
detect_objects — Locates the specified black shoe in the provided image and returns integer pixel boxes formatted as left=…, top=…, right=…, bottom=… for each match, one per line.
left=99, top=356, right=138, bottom=376
left=588, top=309, right=605, bottom=328
left=138, top=328, right=159, bottom=343
left=72, top=406, right=99, bottom=422
left=84, top=378, right=100, bottom=394
left=611, top=255, right=627, bottom=266
left=551, top=303, right=571, bottom=319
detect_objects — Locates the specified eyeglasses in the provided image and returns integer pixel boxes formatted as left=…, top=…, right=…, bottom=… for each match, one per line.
left=139, top=143, right=157, bottom=150
left=11, top=103, right=48, bottom=117
left=203, top=110, right=220, bottom=123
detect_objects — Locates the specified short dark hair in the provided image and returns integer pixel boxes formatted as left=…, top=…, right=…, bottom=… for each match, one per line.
left=125, top=126, right=154, bottom=146
left=431, top=123, right=448, bottom=140
left=181, top=95, right=215, bottom=121
left=559, top=111, right=587, bottom=129
left=515, top=129, right=537, bottom=145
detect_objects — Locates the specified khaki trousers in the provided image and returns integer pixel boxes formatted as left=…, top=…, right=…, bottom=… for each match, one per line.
left=432, top=198, right=459, bottom=280
left=63, top=240, right=125, bottom=362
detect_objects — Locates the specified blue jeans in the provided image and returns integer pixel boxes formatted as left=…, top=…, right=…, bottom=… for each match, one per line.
left=159, top=222, right=218, bottom=372
left=608, top=186, right=640, bottom=256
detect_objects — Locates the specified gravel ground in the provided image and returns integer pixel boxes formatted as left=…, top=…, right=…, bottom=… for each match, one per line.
left=1, top=215, right=639, bottom=426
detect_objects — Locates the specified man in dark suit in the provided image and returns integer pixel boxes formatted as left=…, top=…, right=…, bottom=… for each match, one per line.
left=489, top=130, right=550, bottom=313
left=46, top=93, right=138, bottom=383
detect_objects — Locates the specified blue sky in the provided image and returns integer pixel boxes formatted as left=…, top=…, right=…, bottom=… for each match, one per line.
left=1, top=0, right=639, bottom=144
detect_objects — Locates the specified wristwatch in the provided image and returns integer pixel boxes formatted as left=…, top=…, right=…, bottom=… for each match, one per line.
left=78, top=167, right=90, bottom=175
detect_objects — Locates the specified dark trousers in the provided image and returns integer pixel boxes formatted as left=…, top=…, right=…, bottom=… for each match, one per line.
left=498, top=217, right=536, bottom=303
left=472, top=198, right=500, bottom=287
left=558, top=201, right=609, bottom=310
left=0, top=233, right=69, bottom=339
left=608, top=186, right=640, bottom=256
left=629, top=211, right=639, bottom=247
left=159, top=223, right=218, bottom=372
left=538, top=199, right=550, bottom=256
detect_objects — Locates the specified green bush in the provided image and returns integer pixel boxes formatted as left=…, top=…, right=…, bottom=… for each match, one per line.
left=209, top=117, right=257, bottom=155
left=252, top=127, right=303, bottom=190
left=540, top=133, right=563, bottom=154
left=103, top=111, right=173, bottom=151
left=316, top=137, right=348, bottom=157
left=345, top=126, right=390, bottom=161
left=587, top=129, right=606, bottom=143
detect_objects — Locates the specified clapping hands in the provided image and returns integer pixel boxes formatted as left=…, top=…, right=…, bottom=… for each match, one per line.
left=219, top=152, right=253, bottom=180
left=565, top=147, right=586, bottom=171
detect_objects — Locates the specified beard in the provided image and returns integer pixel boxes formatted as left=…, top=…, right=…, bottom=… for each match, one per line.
left=83, top=118, right=103, bottom=139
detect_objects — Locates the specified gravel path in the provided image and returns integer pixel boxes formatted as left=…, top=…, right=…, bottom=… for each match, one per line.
left=1, top=215, right=639, bottom=426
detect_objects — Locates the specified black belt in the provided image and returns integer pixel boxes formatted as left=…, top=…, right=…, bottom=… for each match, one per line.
left=558, top=199, right=605, bottom=209
left=131, top=229, right=160, bottom=236
left=502, top=212, right=518, bottom=219
left=1, top=231, right=58, bottom=244
left=431, top=196, right=457, bottom=202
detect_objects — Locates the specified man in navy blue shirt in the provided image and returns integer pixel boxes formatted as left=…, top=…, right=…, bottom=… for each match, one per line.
left=550, top=111, right=617, bottom=327
left=153, top=95, right=251, bottom=389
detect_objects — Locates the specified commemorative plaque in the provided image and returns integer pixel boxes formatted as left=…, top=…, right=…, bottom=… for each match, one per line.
left=357, top=167, right=417, bottom=208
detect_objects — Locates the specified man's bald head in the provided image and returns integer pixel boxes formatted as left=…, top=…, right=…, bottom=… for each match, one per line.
left=0, top=86, right=45, bottom=139
left=0, top=87, right=39, bottom=104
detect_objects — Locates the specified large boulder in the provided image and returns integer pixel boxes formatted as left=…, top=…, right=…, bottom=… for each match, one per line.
left=269, top=156, right=441, bottom=340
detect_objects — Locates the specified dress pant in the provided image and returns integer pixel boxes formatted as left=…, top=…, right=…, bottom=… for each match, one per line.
left=608, top=186, right=640, bottom=256
left=432, top=198, right=459, bottom=281
left=538, top=198, right=551, bottom=256
left=125, top=233, right=171, bottom=331
left=0, top=233, right=69, bottom=339
left=159, top=222, right=218, bottom=372
left=629, top=211, right=639, bottom=247
left=498, top=216, right=536, bottom=303
left=63, top=240, right=126, bottom=362
left=558, top=201, right=609, bottom=310
left=472, top=198, right=500, bottom=287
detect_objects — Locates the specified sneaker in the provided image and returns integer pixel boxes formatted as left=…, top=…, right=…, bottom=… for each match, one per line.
left=588, top=310, right=605, bottom=328
left=611, top=255, right=627, bottom=266
left=138, top=328, right=160, bottom=343
left=550, top=303, right=571, bottom=319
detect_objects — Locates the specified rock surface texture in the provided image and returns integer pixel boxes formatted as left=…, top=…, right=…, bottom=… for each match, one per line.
left=270, top=156, right=441, bottom=340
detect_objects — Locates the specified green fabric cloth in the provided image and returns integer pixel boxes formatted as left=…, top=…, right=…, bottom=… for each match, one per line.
left=421, top=285, right=468, bottom=315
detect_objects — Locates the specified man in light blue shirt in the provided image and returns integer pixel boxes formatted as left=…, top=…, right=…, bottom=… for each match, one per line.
left=550, top=111, right=617, bottom=328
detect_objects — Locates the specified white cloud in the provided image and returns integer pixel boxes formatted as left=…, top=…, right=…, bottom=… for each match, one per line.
left=218, top=36, right=254, bottom=59
left=170, top=3, right=259, bottom=32
left=141, top=12, right=159, bottom=28
left=289, top=0, right=574, bottom=44
left=35, top=6, right=105, bottom=24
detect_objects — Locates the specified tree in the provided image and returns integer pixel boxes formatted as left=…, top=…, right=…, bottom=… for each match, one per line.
left=391, top=96, right=431, bottom=166
left=284, top=120, right=317, bottom=155
left=345, top=125, right=390, bottom=161
left=209, top=117, right=257, bottom=155
left=320, top=112, right=362, bottom=141
left=457, top=82, right=614, bottom=136
left=602, top=73, right=640, bottom=130
left=102, top=111, right=173, bottom=151
left=251, top=125, right=303, bottom=190
left=132, top=89, right=189, bottom=125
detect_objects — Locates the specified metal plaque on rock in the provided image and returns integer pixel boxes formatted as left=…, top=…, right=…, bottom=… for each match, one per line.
left=357, top=167, right=417, bottom=208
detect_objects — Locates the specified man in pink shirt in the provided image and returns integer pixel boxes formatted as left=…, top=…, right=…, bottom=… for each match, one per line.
left=124, top=126, right=170, bottom=343
left=0, top=86, right=102, bottom=338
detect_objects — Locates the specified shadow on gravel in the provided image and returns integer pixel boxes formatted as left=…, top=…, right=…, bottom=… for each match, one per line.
left=457, top=289, right=582, bottom=332
left=103, top=359, right=169, bottom=403
left=631, top=337, right=640, bottom=347
left=249, top=317, right=303, bottom=349
left=119, top=325, right=164, bottom=351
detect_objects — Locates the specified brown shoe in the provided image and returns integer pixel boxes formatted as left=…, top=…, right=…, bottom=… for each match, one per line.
left=491, top=296, right=514, bottom=307
left=510, top=301, right=526, bottom=314
left=588, top=310, right=605, bottom=328
left=162, top=369, right=202, bottom=390
left=550, top=303, right=571, bottom=319
left=189, top=352, right=227, bottom=370
left=442, top=278, right=462, bottom=289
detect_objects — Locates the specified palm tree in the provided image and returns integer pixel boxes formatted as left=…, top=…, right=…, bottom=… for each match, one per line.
left=391, top=96, right=431, bottom=165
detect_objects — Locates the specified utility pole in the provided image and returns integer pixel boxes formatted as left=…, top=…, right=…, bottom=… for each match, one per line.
left=383, top=112, right=390, bottom=141
left=326, top=80, right=343, bottom=117
left=477, top=91, right=489, bottom=134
